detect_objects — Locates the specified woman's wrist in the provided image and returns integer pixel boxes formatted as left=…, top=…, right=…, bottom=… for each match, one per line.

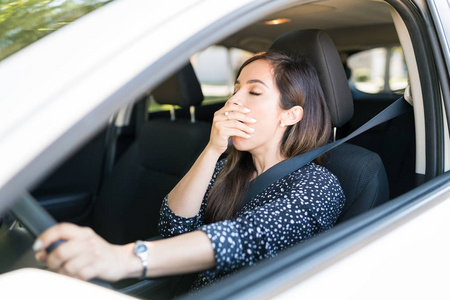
left=125, top=241, right=159, bottom=279
left=117, top=243, right=146, bottom=280
left=204, top=142, right=226, bottom=159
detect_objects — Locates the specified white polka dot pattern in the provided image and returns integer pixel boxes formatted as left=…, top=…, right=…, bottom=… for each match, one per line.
left=159, top=159, right=345, bottom=285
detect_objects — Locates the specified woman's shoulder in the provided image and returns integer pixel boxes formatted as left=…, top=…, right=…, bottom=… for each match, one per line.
left=284, top=163, right=345, bottom=228
left=291, top=161, right=333, bottom=176
left=288, top=162, right=342, bottom=189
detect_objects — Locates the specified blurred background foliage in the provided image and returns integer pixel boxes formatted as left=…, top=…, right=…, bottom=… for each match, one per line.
left=0, top=0, right=112, bottom=61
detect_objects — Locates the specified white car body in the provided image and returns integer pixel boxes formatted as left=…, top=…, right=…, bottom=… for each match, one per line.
left=0, top=0, right=449, bottom=299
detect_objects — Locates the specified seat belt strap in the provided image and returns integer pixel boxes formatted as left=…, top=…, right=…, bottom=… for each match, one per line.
left=243, top=96, right=412, bottom=204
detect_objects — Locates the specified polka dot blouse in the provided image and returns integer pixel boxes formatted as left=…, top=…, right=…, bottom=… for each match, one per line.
left=159, top=159, right=345, bottom=286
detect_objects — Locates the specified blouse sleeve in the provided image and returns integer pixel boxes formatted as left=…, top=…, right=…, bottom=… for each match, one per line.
left=198, top=165, right=345, bottom=280
left=158, top=159, right=227, bottom=238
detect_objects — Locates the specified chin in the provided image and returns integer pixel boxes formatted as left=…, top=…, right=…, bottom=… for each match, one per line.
left=231, top=136, right=253, bottom=152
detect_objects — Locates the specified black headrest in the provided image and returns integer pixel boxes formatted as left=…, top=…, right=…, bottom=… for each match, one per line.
left=152, top=62, right=204, bottom=108
left=270, top=30, right=353, bottom=127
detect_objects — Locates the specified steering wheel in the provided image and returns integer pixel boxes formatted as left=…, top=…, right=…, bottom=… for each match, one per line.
left=10, top=192, right=64, bottom=251
left=10, top=192, right=113, bottom=288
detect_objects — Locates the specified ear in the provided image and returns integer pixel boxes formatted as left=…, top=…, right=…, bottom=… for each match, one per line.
left=281, top=106, right=303, bottom=126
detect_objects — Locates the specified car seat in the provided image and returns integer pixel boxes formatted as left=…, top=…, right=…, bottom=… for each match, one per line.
left=270, top=30, right=389, bottom=223
left=92, top=63, right=211, bottom=244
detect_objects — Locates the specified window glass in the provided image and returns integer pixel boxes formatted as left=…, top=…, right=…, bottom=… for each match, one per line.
left=389, top=47, right=408, bottom=92
left=192, top=46, right=254, bottom=104
left=347, top=47, right=408, bottom=94
left=149, top=46, right=253, bottom=113
left=0, top=0, right=112, bottom=62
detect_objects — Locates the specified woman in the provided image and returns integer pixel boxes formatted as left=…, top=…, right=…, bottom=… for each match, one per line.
left=34, top=51, right=345, bottom=286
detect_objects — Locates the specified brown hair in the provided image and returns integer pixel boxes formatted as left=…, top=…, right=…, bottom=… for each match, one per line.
left=204, top=51, right=332, bottom=224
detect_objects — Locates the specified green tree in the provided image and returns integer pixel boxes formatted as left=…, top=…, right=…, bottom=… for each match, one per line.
left=0, top=0, right=112, bottom=61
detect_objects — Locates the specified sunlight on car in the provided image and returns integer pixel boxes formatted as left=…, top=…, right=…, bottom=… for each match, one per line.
left=0, top=0, right=112, bottom=61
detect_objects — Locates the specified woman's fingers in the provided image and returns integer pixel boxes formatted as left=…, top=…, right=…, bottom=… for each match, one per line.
left=44, top=234, right=93, bottom=271
left=223, top=119, right=255, bottom=134
left=224, top=101, right=251, bottom=112
left=218, top=127, right=252, bottom=139
left=59, top=250, right=101, bottom=281
left=33, top=223, right=88, bottom=251
left=212, top=119, right=254, bottom=142
left=33, top=223, right=135, bottom=282
left=215, top=103, right=250, bottom=117
left=215, top=104, right=255, bottom=122
left=58, top=242, right=125, bottom=282
left=34, top=223, right=125, bottom=281
left=214, top=105, right=256, bottom=134
left=208, top=103, right=256, bottom=153
left=222, top=111, right=257, bottom=125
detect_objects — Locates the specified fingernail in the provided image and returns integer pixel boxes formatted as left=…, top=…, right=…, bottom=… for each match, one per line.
left=243, top=107, right=251, bottom=113
left=249, top=118, right=257, bottom=123
left=33, top=239, right=43, bottom=251
left=246, top=134, right=251, bottom=138
left=249, top=128, right=255, bottom=133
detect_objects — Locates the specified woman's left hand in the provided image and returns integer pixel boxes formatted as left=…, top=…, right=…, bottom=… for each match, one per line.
left=34, top=223, right=135, bottom=282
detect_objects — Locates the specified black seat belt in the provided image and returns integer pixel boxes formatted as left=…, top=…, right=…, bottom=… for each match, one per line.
left=244, top=96, right=412, bottom=204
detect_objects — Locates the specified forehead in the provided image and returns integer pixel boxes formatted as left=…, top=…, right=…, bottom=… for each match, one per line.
left=237, top=59, right=275, bottom=85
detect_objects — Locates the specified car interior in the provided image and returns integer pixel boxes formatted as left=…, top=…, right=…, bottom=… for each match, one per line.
left=1, top=0, right=433, bottom=298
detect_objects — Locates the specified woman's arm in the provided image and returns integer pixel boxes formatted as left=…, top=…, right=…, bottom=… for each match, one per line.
left=166, top=146, right=222, bottom=218
left=34, top=223, right=215, bottom=281
left=166, top=103, right=255, bottom=218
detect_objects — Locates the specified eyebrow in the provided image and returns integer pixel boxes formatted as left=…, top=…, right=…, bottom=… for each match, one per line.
left=235, top=79, right=268, bottom=88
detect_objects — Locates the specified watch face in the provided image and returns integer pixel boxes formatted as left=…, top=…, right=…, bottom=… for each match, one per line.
left=136, top=243, right=147, bottom=254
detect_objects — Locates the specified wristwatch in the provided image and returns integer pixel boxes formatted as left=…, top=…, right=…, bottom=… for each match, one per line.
left=134, top=240, right=149, bottom=280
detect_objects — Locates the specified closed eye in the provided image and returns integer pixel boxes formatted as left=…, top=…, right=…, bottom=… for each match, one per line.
left=250, top=91, right=261, bottom=96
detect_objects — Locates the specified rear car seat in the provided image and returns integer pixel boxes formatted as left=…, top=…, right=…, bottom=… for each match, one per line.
left=341, top=94, right=415, bottom=199
left=92, top=63, right=211, bottom=244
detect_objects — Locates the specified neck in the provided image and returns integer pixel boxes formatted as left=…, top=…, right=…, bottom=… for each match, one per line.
left=249, top=126, right=288, bottom=178
left=251, top=147, right=286, bottom=178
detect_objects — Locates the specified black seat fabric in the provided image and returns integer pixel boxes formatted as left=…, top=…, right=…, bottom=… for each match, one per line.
left=92, top=63, right=211, bottom=244
left=323, top=144, right=389, bottom=223
left=271, top=29, right=353, bottom=128
left=152, top=63, right=204, bottom=107
left=270, top=30, right=389, bottom=223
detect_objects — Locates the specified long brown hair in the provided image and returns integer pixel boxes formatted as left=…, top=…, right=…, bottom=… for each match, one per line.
left=204, top=51, right=332, bottom=224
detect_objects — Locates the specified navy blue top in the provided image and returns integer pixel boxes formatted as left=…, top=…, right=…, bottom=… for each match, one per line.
left=159, top=159, right=345, bottom=286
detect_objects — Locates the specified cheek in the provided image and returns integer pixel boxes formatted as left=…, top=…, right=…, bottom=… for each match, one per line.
left=244, top=95, right=283, bottom=130
left=251, top=108, right=280, bottom=131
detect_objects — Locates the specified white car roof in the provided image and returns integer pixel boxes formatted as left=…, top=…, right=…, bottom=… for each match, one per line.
left=0, top=0, right=255, bottom=211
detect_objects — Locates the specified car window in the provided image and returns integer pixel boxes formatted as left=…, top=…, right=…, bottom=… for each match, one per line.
left=347, top=47, right=408, bottom=94
left=0, top=0, right=113, bottom=62
left=148, top=45, right=253, bottom=113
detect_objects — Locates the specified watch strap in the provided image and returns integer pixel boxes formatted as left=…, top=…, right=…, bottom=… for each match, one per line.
left=134, top=240, right=148, bottom=280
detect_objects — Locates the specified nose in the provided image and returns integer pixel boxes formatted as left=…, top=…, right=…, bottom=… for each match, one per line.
left=227, top=92, right=244, bottom=106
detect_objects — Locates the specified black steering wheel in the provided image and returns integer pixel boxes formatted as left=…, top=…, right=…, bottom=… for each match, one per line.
left=10, top=192, right=113, bottom=288
left=11, top=192, right=63, bottom=251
